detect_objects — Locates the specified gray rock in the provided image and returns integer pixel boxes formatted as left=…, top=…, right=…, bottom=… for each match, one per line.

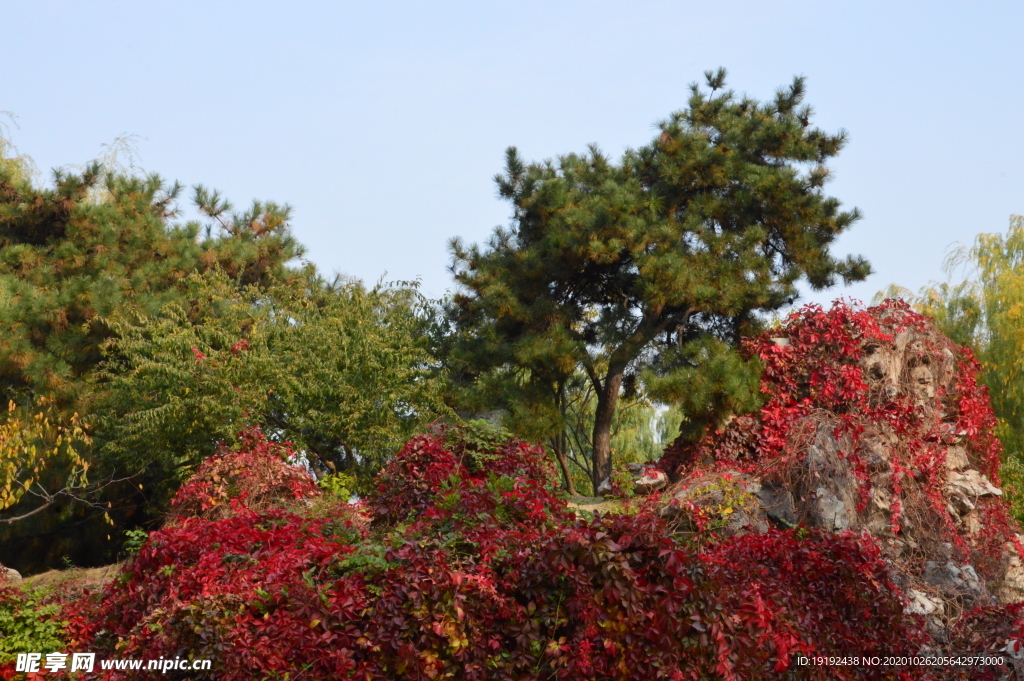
left=797, top=425, right=859, bottom=532
left=947, top=469, right=1002, bottom=498
left=997, top=539, right=1024, bottom=605
left=634, top=468, right=668, bottom=495
left=661, top=472, right=767, bottom=535
left=923, top=561, right=983, bottom=595
left=757, top=483, right=797, bottom=527
left=722, top=508, right=769, bottom=537
left=906, top=589, right=943, bottom=616
left=947, top=491, right=976, bottom=516
left=812, top=486, right=850, bottom=531
left=960, top=564, right=982, bottom=592
left=870, top=486, right=892, bottom=512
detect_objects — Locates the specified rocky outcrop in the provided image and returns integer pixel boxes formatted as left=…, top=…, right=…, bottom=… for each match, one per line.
left=659, top=471, right=768, bottom=536
left=636, top=301, right=1024, bottom=642
left=627, top=462, right=668, bottom=495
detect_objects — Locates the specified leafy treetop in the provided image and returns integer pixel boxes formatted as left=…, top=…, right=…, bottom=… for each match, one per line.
left=0, top=160, right=304, bottom=409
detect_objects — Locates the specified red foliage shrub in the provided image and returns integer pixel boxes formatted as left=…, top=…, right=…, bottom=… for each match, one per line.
left=170, top=428, right=318, bottom=519
left=65, top=504, right=369, bottom=679
left=700, top=529, right=923, bottom=679
left=368, top=433, right=460, bottom=525
left=940, top=602, right=1024, bottom=680
left=368, top=425, right=559, bottom=526
left=67, top=429, right=927, bottom=680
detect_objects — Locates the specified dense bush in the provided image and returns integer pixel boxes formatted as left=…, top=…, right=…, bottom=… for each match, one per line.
left=169, top=428, right=319, bottom=519
left=96, top=269, right=448, bottom=493
left=0, top=583, right=67, bottom=680
left=65, top=505, right=368, bottom=678
left=64, top=428, right=926, bottom=680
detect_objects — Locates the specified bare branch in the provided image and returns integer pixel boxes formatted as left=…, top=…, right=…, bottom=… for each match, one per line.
left=0, top=475, right=139, bottom=525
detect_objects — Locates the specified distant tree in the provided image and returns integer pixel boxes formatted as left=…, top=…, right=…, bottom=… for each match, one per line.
left=449, top=69, right=869, bottom=491
left=555, top=372, right=682, bottom=495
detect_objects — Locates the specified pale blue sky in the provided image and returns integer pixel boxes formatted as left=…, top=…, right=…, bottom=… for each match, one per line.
left=4, top=2, right=1023, bottom=306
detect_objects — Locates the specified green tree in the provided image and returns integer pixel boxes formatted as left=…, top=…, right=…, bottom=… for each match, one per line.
left=0, top=158, right=304, bottom=413
left=94, top=270, right=447, bottom=500
left=448, top=69, right=869, bottom=491
left=0, top=134, right=309, bottom=564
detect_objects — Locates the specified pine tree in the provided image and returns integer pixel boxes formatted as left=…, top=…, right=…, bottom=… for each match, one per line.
left=0, top=162, right=304, bottom=412
left=449, top=69, right=869, bottom=492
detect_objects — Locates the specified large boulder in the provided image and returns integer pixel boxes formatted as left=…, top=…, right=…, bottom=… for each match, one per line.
left=642, top=301, right=1024, bottom=636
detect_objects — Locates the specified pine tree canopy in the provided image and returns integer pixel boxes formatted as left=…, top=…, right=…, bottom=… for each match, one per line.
left=0, top=162, right=304, bottom=409
left=448, top=69, right=870, bottom=490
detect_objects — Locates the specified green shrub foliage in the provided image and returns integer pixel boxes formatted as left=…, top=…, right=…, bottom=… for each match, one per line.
left=93, top=270, right=447, bottom=497
left=0, top=585, right=67, bottom=668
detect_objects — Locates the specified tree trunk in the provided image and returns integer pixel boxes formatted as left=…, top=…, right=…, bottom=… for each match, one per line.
left=554, top=381, right=577, bottom=495
left=591, top=369, right=624, bottom=494
left=551, top=432, right=576, bottom=495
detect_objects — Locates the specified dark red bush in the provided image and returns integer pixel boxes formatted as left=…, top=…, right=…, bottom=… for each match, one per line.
left=66, top=428, right=929, bottom=680
left=367, top=425, right=559, bottom=527
left=65, top=503, right=369, bottom=680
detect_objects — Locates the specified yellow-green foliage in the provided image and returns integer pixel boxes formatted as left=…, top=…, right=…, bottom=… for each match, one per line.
left=318, top=472, right=357, bottom=500
left=0, top=399, right=90, bottom=513
left=95, top=269, right=448, bottom=493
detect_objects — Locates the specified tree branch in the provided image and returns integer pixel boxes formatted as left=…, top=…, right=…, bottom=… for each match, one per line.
left=0, top=495, right=60, bottom=525
left=0, top=475, right=139, bottom=525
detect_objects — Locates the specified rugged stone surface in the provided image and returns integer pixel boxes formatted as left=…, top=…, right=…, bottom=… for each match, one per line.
left=660, top=472, right=768, bottom=537
left=947, top=469, right=1002, bottom=498
left=906, top=589, right=943, bottom=616
left=634, top=468, right=668, bottom=495
left=645, top=302, right=1024, bottom=640
left=923, top=561, right=982, bottom=593
left=996, top=536, right=1024, bottom=605
left=944, top=446, right=970, bottom=471
left=756, top=482, right=797, bottom=528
